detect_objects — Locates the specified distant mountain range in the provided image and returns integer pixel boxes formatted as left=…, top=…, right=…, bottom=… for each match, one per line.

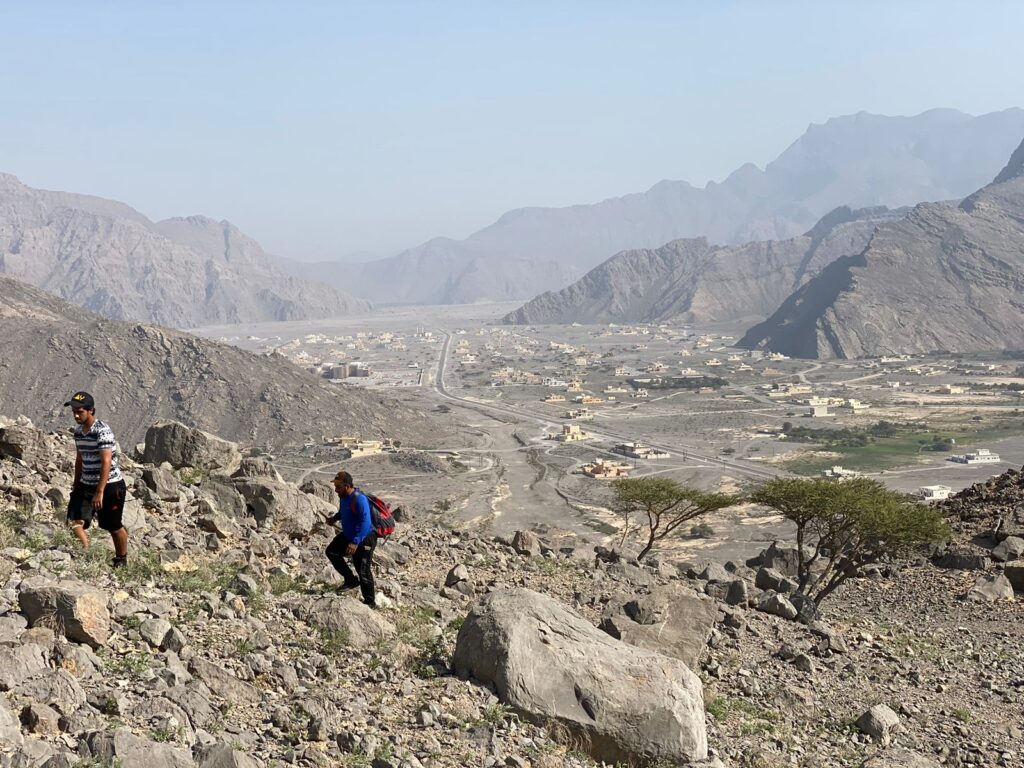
left=738, top=136, right=1024, bottom=358
left=0, top=274, right=429, bottom=448
left=282, top=108, right=1024, bottom=305
left=0, top=174, right=368, bottom=327
left=502, top=206, right=904, bottom=325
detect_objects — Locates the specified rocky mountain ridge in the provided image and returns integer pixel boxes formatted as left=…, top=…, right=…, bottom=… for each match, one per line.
left=739, top=136, right=1024, bottom=358
left=0, top=174, right=368, bottom=327
left=0, top=274, right=428, bottom=448
left=0, top=419, right=1021, bottom=768
left=502, top=206, right=903, bottom=325
left=289, top=108, right=1024, bottom=305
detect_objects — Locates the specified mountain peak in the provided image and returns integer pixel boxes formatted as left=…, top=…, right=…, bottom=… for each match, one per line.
left=993, top=136, right=1024, bottom=184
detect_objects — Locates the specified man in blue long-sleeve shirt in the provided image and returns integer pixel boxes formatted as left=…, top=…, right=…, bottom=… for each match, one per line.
left=325, top=470, right=377, bottom=608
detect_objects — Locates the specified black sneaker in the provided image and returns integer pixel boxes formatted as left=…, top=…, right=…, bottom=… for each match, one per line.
left=337, top=580, right=360, bottom=593
left=112, top=555, right=128, bottom=569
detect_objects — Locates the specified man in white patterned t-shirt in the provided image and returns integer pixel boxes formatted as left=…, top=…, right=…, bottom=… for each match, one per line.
left=65, top=391, right=130, bottom=567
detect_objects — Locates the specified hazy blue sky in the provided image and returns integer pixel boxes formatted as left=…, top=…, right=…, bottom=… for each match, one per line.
left=1, top=1, right=1021, bottom=260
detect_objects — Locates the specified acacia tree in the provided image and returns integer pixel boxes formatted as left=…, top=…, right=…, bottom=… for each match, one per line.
left=749, top=477, right=949, bottom=608
left=611, top=477, right=736, bottom=560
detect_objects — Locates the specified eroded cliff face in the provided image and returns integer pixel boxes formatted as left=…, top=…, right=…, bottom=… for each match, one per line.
left=0, top=174, right=368, bottom=327
left=502, top=207, right=900, bottom=325
left=739, top=138, right=1024, bottom=359
left=0, top=274, right=429, bottom=448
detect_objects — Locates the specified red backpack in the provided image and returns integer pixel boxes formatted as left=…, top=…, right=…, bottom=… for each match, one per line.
left=355, top=489, right=396, bottom=538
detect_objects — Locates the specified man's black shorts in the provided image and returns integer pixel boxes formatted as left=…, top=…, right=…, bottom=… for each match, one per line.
left=67, top=481, right=127, bottom=532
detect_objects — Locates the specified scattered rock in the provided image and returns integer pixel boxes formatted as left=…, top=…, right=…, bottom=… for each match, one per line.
left=856, top=704, right=900, bottom=746
left=143, top=421, right=241, bottom=472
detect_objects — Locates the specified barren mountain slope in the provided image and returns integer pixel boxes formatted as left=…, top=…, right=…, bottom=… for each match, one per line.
left=0, top=174, right=368, bottom=327
left=739, top=136, right=1024, bottom=358
left=313, top=108, right=1024, bottom=304
left=0, top=274, right=429, bottom=447
left=503, top=206, right=902, bottom=325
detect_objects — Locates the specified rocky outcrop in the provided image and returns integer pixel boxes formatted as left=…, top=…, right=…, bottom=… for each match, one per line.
left=503, top=206, right=900, bottom=325
left=143, top=422, right=241, bottom=472
left=320, top=108, right=1024, bottom=305
left=453, top=588, right=707, bottom=766
left=739, top=136, right=1024, bottom=358
left=0, top=275, right=432, bottom=447
left=0, top=174, right=368, bottom=327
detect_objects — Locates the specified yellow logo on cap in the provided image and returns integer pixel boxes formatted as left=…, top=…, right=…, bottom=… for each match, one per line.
left=73, top=393, right=86, bottom=401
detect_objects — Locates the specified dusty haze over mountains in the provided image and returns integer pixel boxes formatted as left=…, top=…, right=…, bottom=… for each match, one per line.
left=281, top=108, right=1024, bottom=306
left=739, top=136, right=1024, bottom=358
left=0, top=174, right=368, bottom=328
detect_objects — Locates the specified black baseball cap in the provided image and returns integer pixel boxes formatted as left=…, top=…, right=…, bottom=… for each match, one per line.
left=334, top=470, right=354, bottom=486
left=64, top=391, right=95, bottom=410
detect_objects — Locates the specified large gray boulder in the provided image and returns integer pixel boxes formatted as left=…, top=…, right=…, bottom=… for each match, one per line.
left=143, top=466, right=181, bottom=501
left=289, top=596, right=396, bottom=649
left=599, top=586, right=718, bottom=669
left=233, top=478, right=336, bottom=538
left=18, top=578, right=110, bottom=648
left=143, top=421, right=240, bottom=472
left=0, top=423, right=53, bottom=466
left=453, top=588, right=707, bottom=766
left=82, top=728, right=196, bottom=768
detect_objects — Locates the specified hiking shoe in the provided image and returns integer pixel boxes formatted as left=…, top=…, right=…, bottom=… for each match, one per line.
left=337, top=580, right=360, bottom=593
left=112, top=555, right=128, bottom=569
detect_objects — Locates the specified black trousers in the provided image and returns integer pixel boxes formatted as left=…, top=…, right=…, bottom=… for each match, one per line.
left=325, top=531, right=377, bottom=605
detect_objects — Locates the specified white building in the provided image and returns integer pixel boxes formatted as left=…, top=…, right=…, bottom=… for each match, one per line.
left=948, top=448, right=1001, bottom=465
left=918, top=485, right=952, bottom=502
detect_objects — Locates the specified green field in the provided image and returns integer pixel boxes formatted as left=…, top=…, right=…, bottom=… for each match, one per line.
left=781, top=417, right=1024, bottom=476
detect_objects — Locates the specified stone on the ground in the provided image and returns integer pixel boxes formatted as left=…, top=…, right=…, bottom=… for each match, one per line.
left=725, top=578, right=748, bottom=606
left=698, top=561, right=730, bottom=583
left=0, top=642, right=49, bottom=689
left=856, top=703, right=900, bottom=745
left=139, top=617, right=173, bottom=648
left=861, top=747, right=941, bottom=767
left=756, top=593, right=798, bottom=620
left=143, top=421, right=240, bottom=472
left=20, top=700, right=61, bottom=735
left=82, top=728, right=197, bottom=768
left=600, top=586, right=717, bottom=669
left=197, top=478, right=247, bottom=519
left=755, top=567, right=795, bottom=593
left=290, top=596, right=396, bottom=649
left=453, top=588, right=707, bottom=766
left=18, top=578, right=110, bottom=648
left=187, top=657, right=262, bottom=704
left=0, top=695, right=23, bottom=748
left=965, top=574, right=1015, bottom=602
left=992, top=535, right=1024, bottom=562
left=13, top=670, right=87, bottom=715
left=0, top=424, right=52, bottom=465
left=195, top=742, right=266, bottom=768
left=1005, top=563, right=1024, bottom=591
left=445, top=564, right=470, bottom=586
left=231, top=457, right=283, bottom=482
left=142, top=466, right=181, bottom=501
left=935, top=549, right=989, bottom=570
left=233, top=478, right=335, bottom=538
left=511, top=530, right=541, bottom=556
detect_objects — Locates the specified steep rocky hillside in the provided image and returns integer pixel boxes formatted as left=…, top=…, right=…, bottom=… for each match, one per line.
left=739, top=136, right=1024, bottom=358
left=302, top=108, right=1024, bottom=305
left=503, top=206, right=901, bottom=325
left=0, top=174, right=368, bottom=327
left=0, top=274, right=428, bottom=448
left=0, top=420, right=1021, bottom=768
